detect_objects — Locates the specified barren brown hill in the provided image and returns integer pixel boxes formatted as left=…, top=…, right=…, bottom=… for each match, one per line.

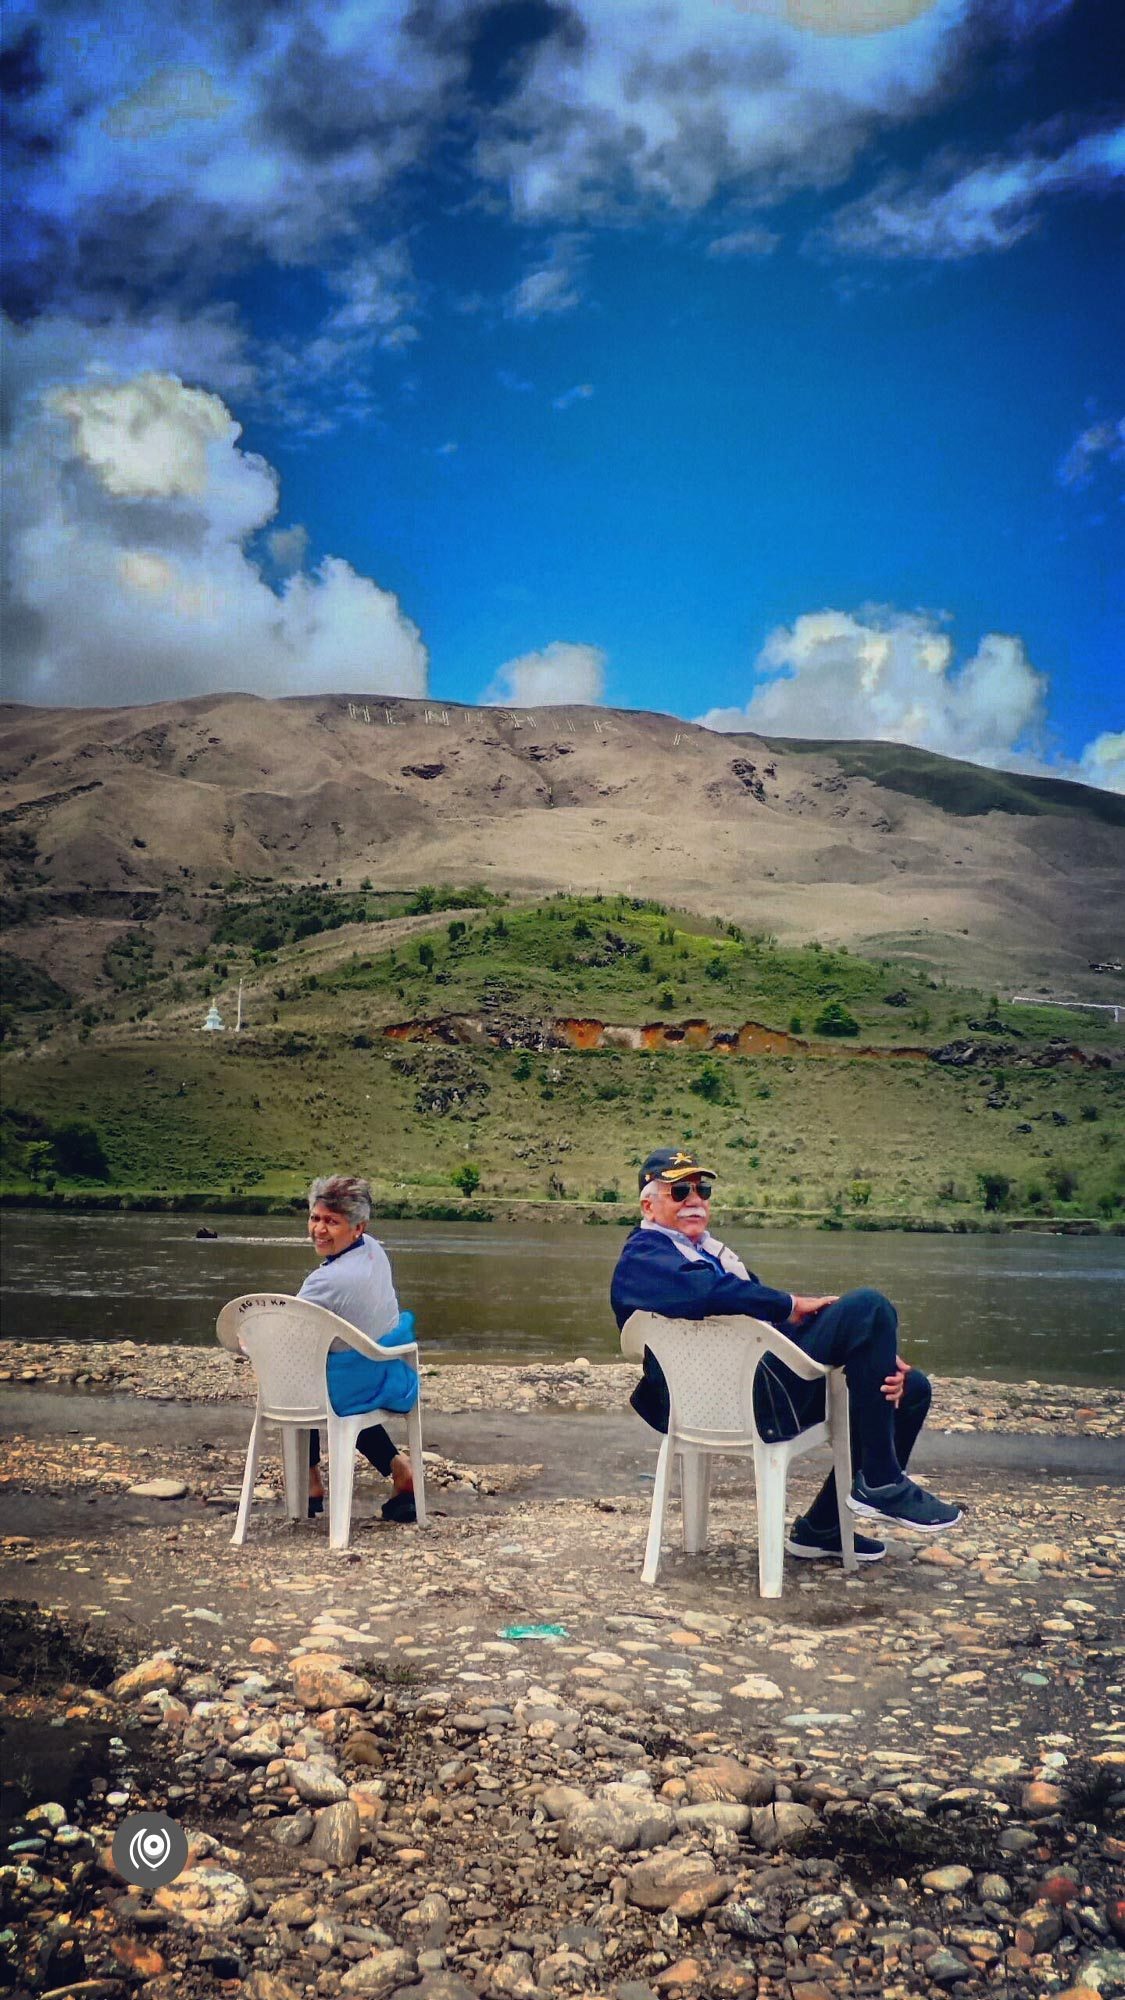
left=2, top=691, right=1123, bottom=997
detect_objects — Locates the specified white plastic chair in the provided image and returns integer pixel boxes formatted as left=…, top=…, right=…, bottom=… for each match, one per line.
left=216, top=1293, right=427, bottom=1549
left=621, top=1311, right=855, bottom=1597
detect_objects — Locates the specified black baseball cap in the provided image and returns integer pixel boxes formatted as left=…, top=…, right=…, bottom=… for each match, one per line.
left=638, top=1147, right=719, bottom=1192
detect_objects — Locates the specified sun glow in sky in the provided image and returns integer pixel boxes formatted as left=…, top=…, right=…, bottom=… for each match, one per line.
left=2, top=0, right=1122, bottom=788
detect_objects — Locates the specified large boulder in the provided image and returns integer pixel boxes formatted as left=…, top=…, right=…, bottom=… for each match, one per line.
left=291, top=1653, right=374, bottom=1711
left=289, top=1761, right=348, bottom=1805
left=557, top=1784, right=675, bottom=1856
left=308, top=1800, right=362, bottom=1868
left=748, top=1802, right=818, bottom=1852
left=112, top=1654, right=181, bottom=1701
left=685, top=1755, right=775, bottom=1806
left=339, top=1948, right=419, bottom=1993
left=154, top=1865, right=251, bottom=1931
left=626, top=1852, right=731, bottom=1913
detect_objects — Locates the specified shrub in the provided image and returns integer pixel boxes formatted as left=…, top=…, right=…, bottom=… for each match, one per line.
left=789, top=1014, right=803, bottom=1035
left=453, top=1162, right=481, bottom=1196
left=813, top=1001, right=860, bottom=1037
left=689, top=1064, right=727, bottom=1103
left=977, top=1171, right=1011, bottom=1213
left=1048, top=1165, right=1079, bottom=1200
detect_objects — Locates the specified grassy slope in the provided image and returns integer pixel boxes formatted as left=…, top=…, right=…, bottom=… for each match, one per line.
left=3, top=894, right=1122, bottom=1222
left=763, top=737, right=1125, bottom=827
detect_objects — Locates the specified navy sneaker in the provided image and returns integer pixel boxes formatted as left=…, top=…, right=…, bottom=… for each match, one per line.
left=785, top=1515, right=886, bottom=1563
left=848, top=1472, right=962, bottom=1533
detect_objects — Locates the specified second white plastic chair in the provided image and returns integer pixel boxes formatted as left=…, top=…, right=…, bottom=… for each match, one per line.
left=216, top=1292, right=427, bottom=1550
left=621, top=1310, right=855, bottom=1596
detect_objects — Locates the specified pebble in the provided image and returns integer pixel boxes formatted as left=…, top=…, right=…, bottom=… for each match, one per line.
left=922, top=1865, right=974, bottom=1893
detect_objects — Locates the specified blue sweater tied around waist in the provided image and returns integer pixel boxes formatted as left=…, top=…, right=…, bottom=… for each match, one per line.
left=325, top=1311, right=419, bottom=1416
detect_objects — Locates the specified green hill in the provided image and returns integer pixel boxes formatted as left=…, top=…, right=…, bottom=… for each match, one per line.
left=3, top=892, right=1121, bottom=1227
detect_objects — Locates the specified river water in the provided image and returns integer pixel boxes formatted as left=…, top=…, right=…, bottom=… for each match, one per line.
left=0, top=1211, right=1121, bottom=1383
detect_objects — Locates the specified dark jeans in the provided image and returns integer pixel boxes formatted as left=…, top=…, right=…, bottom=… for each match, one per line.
left=757, top=1286, right=931, bottom=1525
left=308, top=1425, right=399, bottom=1478
left=631, top=1287, right=932, bottom=1533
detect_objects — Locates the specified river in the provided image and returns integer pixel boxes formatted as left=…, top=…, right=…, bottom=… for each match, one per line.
left=0, top=1211, right=1121, bottom=1383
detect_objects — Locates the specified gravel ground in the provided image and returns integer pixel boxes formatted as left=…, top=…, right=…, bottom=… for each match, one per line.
left=2, top=1340, right=1123, bottom=1437
left=1, top=1363, right=1123, bottom=2000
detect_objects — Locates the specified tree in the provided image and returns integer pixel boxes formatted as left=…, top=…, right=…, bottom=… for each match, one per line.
left=813, top=1001, right=860, bottom=1037
left=53, top=1121, right=110, bottom=1180
left=418, top=941, right=435, bottom=971
left=453, top=1162, right=481, bottom=1196
left=977, top=1171, right=1010, bottom=1213
left=25, top=1139, right=54, bottom=1183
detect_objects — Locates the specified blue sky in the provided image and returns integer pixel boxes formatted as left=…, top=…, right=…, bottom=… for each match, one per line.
left=2, top=0, right=1123, bottom=788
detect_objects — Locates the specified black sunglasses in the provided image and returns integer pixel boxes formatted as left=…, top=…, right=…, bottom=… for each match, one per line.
left=667, top=1178, right=714, bottom=1202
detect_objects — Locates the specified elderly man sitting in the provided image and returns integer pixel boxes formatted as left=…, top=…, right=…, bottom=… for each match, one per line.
left=301, top=1173, right=418, bottom=1524
left=611, top=1147, right=961, bottom=1562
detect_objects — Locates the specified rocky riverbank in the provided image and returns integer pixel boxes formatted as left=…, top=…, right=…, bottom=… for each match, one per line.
left=2, top=1362, right=1124, bottom=2000
left=2, top=1340, right=1123, bottom=1438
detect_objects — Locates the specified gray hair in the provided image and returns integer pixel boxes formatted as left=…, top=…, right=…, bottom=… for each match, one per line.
left=639, top=1180, right=661, bottom=1212
left=307, top=1175, right=372, bottom=1225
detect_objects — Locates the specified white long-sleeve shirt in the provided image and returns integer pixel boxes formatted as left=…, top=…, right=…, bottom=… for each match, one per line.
left=297, top=1233, right=400, bottom=1350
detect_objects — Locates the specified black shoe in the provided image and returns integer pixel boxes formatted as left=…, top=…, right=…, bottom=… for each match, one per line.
left=381, top=1490, right=417, bottom=1524
left=785, top=1514, right=885, bottom=1563
left=307, top=1494, right=324, bottom=1518
left=848, top=1472, right=962, bottom=1533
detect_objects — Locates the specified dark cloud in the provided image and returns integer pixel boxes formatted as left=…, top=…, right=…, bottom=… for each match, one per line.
left=463, top=1, right=582, bottom=109
left=1, top=24, right=46, bottom=100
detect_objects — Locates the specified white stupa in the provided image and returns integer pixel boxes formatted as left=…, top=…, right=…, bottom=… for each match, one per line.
left=202, top=1000, right=225, bottom=1032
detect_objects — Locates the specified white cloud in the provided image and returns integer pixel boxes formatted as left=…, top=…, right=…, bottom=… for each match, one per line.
left=10, top=3, right=459, bottom=300
left=1058, top=417, right=1125, bottom=488
left=47, top=372, right=248, bottom=502
left=706, top=224, right=781, bottom=257
left=696, top=608, right=1049, bottom=765
left=506, top=244, right=585, bottom=320
left=2, top=358, right=428, bottom=707
left=102, top=64, right=234, bottom=141
left=322, top=241, right=420, bottom=347
left=474, top=0, right=979, bottom=221
left=552, top=382, right=594, bottom=411
left=820, top=122, right=1125, bottom=258
left=0, top=310, right=256, bottom=428
left=1075, top=731, right=1125, bottom=796
left=482, top=640, right=607, bottom=708
left=696, top=606, right=1124, bottom=793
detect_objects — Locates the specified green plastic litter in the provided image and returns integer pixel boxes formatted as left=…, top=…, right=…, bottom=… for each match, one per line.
left=499, top=1623, right=569, bottom=1641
